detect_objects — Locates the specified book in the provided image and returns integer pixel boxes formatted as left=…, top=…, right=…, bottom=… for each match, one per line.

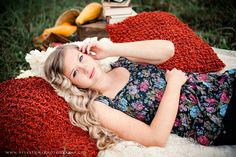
left=107, top=8, right=137, bottom=24
left=101, top=0, right=131, bottom=7
left=103, top=6, right=133, bottom=16
left=111, top=0, right=125, bottom=3
left=101, top=0, right=137, bottom=24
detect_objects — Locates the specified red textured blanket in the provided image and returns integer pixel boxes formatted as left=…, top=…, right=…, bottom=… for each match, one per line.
left=0, top=77, right=98, bottom=157
left=106, top=11, right=225, bottom=73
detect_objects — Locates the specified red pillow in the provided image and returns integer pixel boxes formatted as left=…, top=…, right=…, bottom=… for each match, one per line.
left=106, top=11, right=225, bottom=73
left=0, top=77, right=98, bottom=156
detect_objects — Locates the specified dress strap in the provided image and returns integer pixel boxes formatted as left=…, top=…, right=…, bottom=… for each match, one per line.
left=95, top=95, right=114, bottom=107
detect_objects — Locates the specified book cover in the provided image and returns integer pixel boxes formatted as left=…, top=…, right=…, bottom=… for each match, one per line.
left=103, top=6, right=133, bottom=16
left=101, top=0, right=131, bottom=7
left=107, top=9, right=137, bottom=24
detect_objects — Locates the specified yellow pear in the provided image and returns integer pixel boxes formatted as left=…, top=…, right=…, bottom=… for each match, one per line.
left=76, top=2, right=102, bottom=25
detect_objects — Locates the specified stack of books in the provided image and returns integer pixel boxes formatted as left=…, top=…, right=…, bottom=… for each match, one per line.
left=101, top=0, right=137, bottom=24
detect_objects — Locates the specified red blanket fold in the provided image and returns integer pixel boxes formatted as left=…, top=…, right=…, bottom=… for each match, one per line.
left=0, top=77, right=98, bottom=157
left=106, top=11, right=225, bottom=73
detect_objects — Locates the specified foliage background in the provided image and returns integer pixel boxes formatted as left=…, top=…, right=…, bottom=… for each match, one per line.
left=0, top=0, right=235, bottom=82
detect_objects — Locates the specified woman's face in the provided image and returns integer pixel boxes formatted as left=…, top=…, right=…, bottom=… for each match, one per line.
left=63, top=47, right=102, bottom=89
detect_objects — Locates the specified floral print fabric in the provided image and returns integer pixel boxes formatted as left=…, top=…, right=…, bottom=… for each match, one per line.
left=96, top=57, right=236, bottom=146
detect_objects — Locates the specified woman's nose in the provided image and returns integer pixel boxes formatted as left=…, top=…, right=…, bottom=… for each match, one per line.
left=77, top=64, right=89, bottom=74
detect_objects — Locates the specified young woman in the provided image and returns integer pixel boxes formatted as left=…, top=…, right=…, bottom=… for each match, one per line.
left=44, top=40, right=236, bottom=150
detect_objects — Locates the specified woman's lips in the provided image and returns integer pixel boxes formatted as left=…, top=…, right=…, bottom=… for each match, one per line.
left=89, top=67, right=95, bottom=79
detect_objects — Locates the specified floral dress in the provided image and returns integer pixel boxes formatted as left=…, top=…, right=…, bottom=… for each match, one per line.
left=96, top=57, right=236, bottom=146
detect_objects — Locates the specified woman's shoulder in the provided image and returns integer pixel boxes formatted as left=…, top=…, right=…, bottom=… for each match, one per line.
left=111, top=57, right=138, bottom=68
left=95, top=95, right=114, bottom=107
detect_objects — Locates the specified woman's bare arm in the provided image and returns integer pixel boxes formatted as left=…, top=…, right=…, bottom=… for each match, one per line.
left=93, top=81, right=181, bottom=147
left=109, top=40, right=175, bottom=65
left=93, top=69, right=187, bottom=147
left=80, top=40, right=175, bottom=65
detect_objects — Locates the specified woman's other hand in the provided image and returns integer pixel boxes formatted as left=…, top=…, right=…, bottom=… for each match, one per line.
left=79, top=41, right=110, bottom=60
left=165, top=68, right=188, bottom=87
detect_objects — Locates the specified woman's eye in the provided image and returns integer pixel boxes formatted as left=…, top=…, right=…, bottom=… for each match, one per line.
left=79, top=55, right=83, bottom=62
left=73, top=70, right=77, bottom=77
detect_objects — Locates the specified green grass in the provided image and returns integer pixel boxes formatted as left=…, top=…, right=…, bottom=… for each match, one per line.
left=133, top=0, right=236, bottom=49
left=0, top=0, right=99, bottom=82
left=0, top=0, right=235, bottom=82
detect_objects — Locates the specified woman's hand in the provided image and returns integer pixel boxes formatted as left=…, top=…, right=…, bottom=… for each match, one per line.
left=79, top=41, right=110, bottom=60
left=165, top=68, right=188, bottom=87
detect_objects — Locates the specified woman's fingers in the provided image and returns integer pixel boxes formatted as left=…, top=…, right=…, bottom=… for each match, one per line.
left=79, top=42, right=97, bottom=54
left=87, top=42, right=98, bottom=55
left=165, top=68, right=188, bottom=86
left=82, top=44, right=88, bottom=54
left=79, top=41, right=108, bottom=60
left=86, top=44, right=93, bottom=54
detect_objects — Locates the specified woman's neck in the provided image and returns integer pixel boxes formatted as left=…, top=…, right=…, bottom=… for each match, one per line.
left=94, top=67, right=130, bottom=99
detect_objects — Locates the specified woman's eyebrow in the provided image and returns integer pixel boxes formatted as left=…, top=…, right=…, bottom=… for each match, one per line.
left=69, top=53, right=80, bottom=77
left=70, top=68, right=75, bottom=77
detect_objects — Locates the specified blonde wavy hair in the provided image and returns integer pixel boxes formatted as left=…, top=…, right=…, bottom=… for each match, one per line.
left=44, top=44, right=119, bottom=150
